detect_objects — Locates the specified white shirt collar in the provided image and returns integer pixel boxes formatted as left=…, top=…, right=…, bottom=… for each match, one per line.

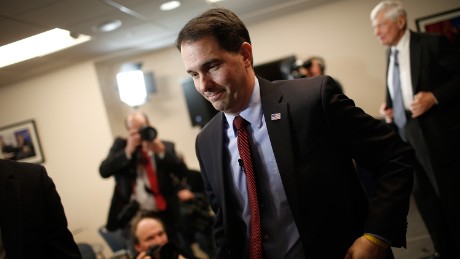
left=392, top=29, right=410, bottom=54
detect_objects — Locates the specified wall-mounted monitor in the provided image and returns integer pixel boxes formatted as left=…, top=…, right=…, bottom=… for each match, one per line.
left=181, top=78, right=218, bottom=128
left=254, top=55, right=297, bottom=81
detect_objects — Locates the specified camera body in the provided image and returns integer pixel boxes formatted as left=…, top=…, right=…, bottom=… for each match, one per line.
left=146, top=243, right=180, bottom=259
left=146, top=244, right=161, bottom=258
left=139, top=126, right=157, bottom=141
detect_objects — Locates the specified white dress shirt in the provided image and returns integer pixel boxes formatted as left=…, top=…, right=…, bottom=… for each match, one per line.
left=387, top=29, right=414, bottom=110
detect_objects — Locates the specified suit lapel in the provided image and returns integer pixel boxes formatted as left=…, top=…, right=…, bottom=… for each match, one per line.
left=206, top=113, right=238, bottom=244
left=203, top=114, right=230, bottom=220
left=258, top=78, right=300, bottom=219
left=410, top=31, right=421, bottom=92
left=0, top=166, right=23, bottom=257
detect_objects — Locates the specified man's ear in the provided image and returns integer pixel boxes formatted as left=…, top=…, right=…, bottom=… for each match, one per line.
left=396, top=15, right=406, bottom=30
left=240, top=42, right=253, bottom=67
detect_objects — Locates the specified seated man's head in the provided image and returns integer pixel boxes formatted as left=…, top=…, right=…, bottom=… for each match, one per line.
left=132, top=216, right=169, bottom=253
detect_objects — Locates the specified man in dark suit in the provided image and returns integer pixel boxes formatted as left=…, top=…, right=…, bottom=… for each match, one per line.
left=99, top=111, right=193, bottom=250
left=0, top=159, right=81, bottom=258
left=371, top=1, right=460, bottom=258
left=176, top=8, right=415, bottom=259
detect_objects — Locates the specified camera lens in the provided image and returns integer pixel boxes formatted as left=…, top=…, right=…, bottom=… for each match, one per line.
left=146, top=244, right=161, bottom=257
left=139, top=126, right=157, bottom=141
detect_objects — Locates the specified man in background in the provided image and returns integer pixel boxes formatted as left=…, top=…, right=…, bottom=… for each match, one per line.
left=300, top=56, right=344, bottom=93
left=0, top=159, right=81, bottom=258
left=371, top=1, right=460, bottom=258
left=131, top=216, right=187, bottom=259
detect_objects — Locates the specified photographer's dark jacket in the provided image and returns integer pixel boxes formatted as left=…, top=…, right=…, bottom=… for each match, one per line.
left=99, top=138, right=185, bottom=231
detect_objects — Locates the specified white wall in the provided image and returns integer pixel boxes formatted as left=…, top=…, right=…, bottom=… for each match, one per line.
left=0, top=0, right=458, bottom=255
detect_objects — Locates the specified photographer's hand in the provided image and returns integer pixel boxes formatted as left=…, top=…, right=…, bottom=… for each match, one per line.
left=126, top=129, right=142, bottom=159
left=136, top=251, right=153, bottom=259
left=178, top=189, right=195, bottom=202
left=144, top=138, right=165, bottom=156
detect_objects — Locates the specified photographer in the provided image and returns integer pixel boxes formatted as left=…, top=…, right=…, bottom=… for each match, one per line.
left=299, top=56, right=344, bottom=94
left=132, top=216, right=187, bottom=259
left=99, top=111, right=193, bottom=252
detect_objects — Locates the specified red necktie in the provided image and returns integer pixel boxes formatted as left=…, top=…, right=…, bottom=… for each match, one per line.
left=233, top=116, right=263, bottom=259
left=142, top=151, right=167, bottom=211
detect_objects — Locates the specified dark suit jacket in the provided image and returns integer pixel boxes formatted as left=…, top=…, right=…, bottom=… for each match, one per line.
left=99, top=138, right=185, bottom=231
left=0, top=159, right=81, bottom=258
left=385, top=31, right=460, bottom=169
left=196, top=76, right=415, bottom=258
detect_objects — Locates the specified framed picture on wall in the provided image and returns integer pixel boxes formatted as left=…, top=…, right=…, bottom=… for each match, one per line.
left=415, top=7, right=460, bottom=48
left=0, top=120, right=45, bottom=163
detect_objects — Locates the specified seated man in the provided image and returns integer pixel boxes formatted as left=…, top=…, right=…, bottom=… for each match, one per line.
left=131, top=216, right=188, bottom=259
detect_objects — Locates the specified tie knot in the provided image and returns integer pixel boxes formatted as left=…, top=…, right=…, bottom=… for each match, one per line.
left=233, top=116, right=248, bottom=130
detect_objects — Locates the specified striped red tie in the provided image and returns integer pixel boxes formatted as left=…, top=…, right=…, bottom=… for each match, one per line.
left=233, top=116, right=263, bottom=259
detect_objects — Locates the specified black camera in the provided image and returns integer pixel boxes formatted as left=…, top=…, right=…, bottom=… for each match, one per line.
left=139, top=126, right=157, bottom=141
left=302, top=59, right=312, bottom=69
left=146, top=244, right=161, bottom=258
left=146, top=243, right=181, bottom=259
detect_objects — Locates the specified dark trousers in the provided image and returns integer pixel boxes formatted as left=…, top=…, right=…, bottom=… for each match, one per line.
left=412, top=162, right=459, bottom=258
left=405, top=119, right=460, bottom=258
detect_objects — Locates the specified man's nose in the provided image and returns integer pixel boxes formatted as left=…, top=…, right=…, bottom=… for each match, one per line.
left=200, top=73, right=215, bottom=92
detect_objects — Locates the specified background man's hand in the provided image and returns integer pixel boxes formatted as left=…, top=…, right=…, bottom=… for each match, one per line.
left=379, top=102, right=393, bottom=123
left=411, top=91, right=436, bottom=118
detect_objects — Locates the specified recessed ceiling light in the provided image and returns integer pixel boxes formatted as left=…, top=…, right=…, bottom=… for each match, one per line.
left=0, top=28, right=91, bottom=68
left=207, top=0, right=224, bottom=3
left=160, top=1, right=181, bottom=11
left=94, top=19, right=122, bottom=33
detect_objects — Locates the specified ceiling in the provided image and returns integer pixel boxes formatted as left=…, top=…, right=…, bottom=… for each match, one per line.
left=0, top=0, right=339, bottom=87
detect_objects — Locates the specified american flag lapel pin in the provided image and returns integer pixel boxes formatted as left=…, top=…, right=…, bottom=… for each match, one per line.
left=271, top=113, right=281, bottom=121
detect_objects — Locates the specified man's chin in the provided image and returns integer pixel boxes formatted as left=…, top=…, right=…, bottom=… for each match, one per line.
left=211, top=102, right=225, bottom=112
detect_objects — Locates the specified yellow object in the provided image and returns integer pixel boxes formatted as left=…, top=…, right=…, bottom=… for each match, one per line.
left=363, top=234, right=390, bottom=248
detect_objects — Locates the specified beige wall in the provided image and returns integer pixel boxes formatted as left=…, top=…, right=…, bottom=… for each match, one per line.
left=0, top=62, right=115, bottom=251
left=0, top=0, right=458, bottom=255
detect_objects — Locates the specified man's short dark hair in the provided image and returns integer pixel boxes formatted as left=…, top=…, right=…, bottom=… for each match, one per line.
left=175, top=8, right=251, bottom=54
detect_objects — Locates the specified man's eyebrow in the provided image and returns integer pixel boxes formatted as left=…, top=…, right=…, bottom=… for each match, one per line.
left=186, top=58, right=220, bottom=74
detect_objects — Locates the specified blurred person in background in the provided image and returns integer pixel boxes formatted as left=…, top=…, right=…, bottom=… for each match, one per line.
left=0, top=159, right=81, bottom=258
left=132, top=216, right=188, bottom=259
left=371, top=1, right=460, bottom=258
left=300, top=56, right=344, bottom=93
